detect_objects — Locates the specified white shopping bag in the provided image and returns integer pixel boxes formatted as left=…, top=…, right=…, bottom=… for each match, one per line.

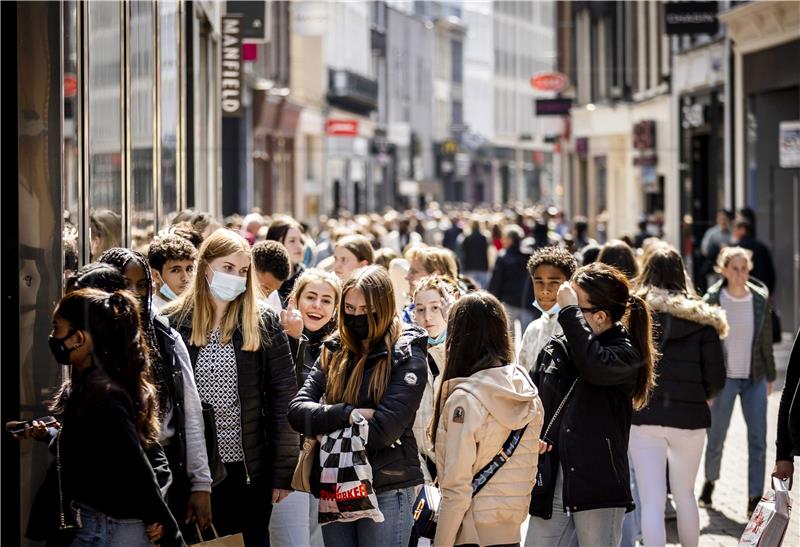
left=738, top=478, right=792, bottom=547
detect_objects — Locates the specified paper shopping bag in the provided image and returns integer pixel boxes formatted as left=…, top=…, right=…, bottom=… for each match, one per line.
left=190, top=524, right=244, bottom=547
left=738, top=478, right=792, bottom=547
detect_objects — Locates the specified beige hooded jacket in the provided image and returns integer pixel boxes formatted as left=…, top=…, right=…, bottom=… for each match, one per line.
left=433, top=363, right=544, bottom=547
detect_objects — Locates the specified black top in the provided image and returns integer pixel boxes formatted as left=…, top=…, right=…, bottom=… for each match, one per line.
left=737, top=235, right=776, bottom=293
left=633, top=313, right=725, bottom=429
left=278, top=263, right=306, bottom=307
left=40, top=366, right=182, bottom=546
left=488, top=245, right=530, bottom=308
left=288, top=325, right=428, bottom=496
left=777, top=329, right=800, bottom=461
left=459, top=231, right=490, bottom=272
left=530, top=306, right=639, bottom=518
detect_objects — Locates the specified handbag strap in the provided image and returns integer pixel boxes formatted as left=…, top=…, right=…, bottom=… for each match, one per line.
left=471, top=423, right=529, bottom=497
left=541, top=378, right=578, bottom=441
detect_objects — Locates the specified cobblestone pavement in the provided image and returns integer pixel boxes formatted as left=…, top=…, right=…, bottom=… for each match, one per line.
left=667, top=333, right=799, bottom=546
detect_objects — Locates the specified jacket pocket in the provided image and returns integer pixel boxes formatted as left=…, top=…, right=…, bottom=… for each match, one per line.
left=606, top=437, right=621, bottom=485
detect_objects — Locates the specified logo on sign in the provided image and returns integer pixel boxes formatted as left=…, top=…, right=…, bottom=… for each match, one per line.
left=326, top=119, right=359, bottom=136
left=530, top=72, right=569, bottom=92
left=221, top=16, right=243, bottom=117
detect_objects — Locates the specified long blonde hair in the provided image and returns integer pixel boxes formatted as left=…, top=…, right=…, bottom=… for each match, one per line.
left=322, top=266, right=401, bottom=405
left=164, top=229, right=265, bottom=351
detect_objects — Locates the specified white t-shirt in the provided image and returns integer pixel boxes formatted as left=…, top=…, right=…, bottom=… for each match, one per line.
left=720, top=288, right=754, bottom=379
left=517, top=311, right=562, bottom=373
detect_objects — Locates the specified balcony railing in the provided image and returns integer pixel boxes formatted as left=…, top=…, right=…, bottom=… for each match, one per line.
left=327, top=68, right=378, bottom=115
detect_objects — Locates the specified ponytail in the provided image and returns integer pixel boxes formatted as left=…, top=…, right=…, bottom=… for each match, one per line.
left=625, top=294, right=658, bottom=410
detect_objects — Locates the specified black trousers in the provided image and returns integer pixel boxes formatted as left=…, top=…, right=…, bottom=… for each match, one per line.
left=209, top=462, right=272, bottom=547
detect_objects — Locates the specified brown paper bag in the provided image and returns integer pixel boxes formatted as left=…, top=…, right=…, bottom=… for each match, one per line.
left=190, top=524, right=244, bottom=547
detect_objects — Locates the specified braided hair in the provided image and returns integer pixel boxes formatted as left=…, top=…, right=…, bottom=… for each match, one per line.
left=98, top=248, right=174, bottom=419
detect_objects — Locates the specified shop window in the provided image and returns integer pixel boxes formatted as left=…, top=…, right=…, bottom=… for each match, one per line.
left=88, top=0, right=123, bottom=260
left=130, top=0, right=155, bottom=253
left=63, top=0, right=80, bottom=270
left=159, top=0, right=180, bottom=228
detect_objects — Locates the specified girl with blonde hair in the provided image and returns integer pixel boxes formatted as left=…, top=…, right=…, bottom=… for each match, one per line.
left=165, top=229, right=298, bottom=547
left=288, top=266, right=428, bottom=547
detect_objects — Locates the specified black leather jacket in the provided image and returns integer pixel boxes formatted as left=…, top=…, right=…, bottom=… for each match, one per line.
left=288, top=325, right=428, bottom=496
left=173, top=309, right=299, bottom=488
left=530, top=306, right=639, bottom=518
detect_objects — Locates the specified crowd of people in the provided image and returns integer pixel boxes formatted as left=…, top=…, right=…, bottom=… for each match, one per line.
left=9, top=202, right=800, bottom=547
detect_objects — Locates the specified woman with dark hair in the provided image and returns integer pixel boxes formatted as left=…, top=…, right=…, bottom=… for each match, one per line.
left=24, top=288, right=183, bottom=546
left=65, top=262, right=126, bottom=294
left=98, top=249, right=213, bottom=533
left=431, top=291, right=544, bottom=547
left=288, top=266, right=428, bottom=547
left=598, top=239, right=639, bottom=280
left=89, top=209, right=122, bottom=261
left=266, top=216, right=307, bottom=305
left=526, top=263, right=657, bottom=547
left=632, top=246, right=726, bottom=547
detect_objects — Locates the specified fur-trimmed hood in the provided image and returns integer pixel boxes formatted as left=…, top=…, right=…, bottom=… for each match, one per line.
left=641, top=288, right=729, bottom=339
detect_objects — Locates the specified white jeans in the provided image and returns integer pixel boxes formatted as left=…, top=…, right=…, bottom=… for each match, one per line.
left=268, top=490, right=324, bottom=547
left=629, top=425, right=705, bottom=547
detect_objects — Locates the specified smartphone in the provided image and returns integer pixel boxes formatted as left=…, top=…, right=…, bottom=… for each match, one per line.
left=7, top=416, right=58, bottom=435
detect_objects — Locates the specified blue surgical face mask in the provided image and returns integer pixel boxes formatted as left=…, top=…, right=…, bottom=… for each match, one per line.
left=428, top=329, right=447, bottom=347
left=207, top=269, right=247, bottom=302
left=159, top=282, right=178, bottom=302
left=533, top=300, right=560, bottom=316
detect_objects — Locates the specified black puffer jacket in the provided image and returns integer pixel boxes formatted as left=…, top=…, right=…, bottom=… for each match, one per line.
left=288, top=326, right=333, bottom=392
left=634, top=289, right=727, bottom=430
left=777, top=329, right=800, bottom=461
left=530, top=306, right=639, bottom=518
left=288, top=324, right=428, bottom=496
left=173, top=308, right=298, bottom=488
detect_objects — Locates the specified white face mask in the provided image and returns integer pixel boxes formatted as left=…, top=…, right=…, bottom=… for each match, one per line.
left=207, top=269, right=247, bottom=302
left=159, top=282, right=178, bottom=301
left=533, top=300, right=560, bottom=316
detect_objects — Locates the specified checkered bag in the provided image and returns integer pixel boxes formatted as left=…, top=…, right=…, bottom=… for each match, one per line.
left=318, top=415, right=384, bottom=525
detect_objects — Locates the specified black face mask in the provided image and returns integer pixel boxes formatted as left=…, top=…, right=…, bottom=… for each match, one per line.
left=48, top=329, right=78, bottom=365
left=343, top=312, right=375, bottom=342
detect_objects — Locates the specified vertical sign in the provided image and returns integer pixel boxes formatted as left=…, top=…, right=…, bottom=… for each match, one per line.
left=221, top=16, right=242, bottom=116
left=779, top=121, right=800, bottom=168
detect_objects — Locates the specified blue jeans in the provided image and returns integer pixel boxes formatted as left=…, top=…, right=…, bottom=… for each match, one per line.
left=619, top=452, right=641, bottom=547
left=321, top=486, right=416, bottom=547
left=705, top=377, right=768, bottom=498
left=269, top=491, right=323, bottom=547
left=69, top=503, right=151, bottom=546
left=463, top=270, right=490, bottom=289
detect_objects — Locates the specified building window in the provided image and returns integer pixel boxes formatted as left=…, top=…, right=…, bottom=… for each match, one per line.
left=451, top=38, right=463, bottom=83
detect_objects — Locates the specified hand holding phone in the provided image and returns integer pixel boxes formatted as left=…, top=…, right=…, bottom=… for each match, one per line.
left=6, top=416, right=58, bottom=440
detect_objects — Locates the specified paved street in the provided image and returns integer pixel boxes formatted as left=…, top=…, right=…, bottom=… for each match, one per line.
left=667, top=333, right=799, bottom=546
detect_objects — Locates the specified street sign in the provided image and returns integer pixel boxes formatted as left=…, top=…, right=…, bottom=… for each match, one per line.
left=221, top=16, right=243, bottom=117
left=664, top=2, right=719, bottom=35
left=326, top=119, right=359, bottom=136
left=530, top=72, right=569, bottom=92
left=779, top=121, right=800, bottom=168
left=535, top=98, right=573, bottom=116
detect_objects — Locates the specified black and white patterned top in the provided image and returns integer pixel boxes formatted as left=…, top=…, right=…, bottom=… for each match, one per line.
left=194, top=329, right=244, bottom=463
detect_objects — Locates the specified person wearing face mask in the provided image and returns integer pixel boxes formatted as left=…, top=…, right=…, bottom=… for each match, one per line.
left=517, top=247, right=578, bottom=373
left=16, top=289, right=183, bottom=547
left=269, top=269, right=342, bottom=547
left=288, top=266, right=428, bottom=547
left=148, top=234, right=198, bottom=311
left=164, top=230, right=299, bottom=547
left=98, top=248, right=213, bottom=534
left=410, top=275, right=460, bottom=483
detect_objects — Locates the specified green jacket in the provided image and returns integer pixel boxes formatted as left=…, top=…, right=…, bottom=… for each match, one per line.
left=704, top=278, right=776, bottom=382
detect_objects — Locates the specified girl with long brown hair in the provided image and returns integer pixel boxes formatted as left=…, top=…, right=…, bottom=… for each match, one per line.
left=164, top=229, right=298, bottom=547
left=526, top=263, right=657, bottom=547
left=288, top=265, right=428, bottom=547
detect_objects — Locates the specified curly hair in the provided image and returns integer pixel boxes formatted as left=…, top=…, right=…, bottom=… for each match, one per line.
left=411, top=274, right=461, bottom=303
left=169, top=221, right=204, bottom=249
left=147, top=234, right=198, bottom=273
left=252, top=240, right=291, bottom=280
left=527, top=246, right=578, bottom=279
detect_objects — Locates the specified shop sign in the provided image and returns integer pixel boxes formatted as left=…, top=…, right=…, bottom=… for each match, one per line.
left=440, top=139, right=459, bottom=155
left=779, top=121, right=800, bottom=168
left=535, top=98, right=573, bottom=116
left=227, top=1, right=269, bottom=42
left=664, top=2, right=719, bottom=35
left=221, top=16, right=243, bottom=117
left=292, top=1, right=327, bottom=36
left=326, top=119, right=359, bottom=136
left=530, top=72, right=569, bottom=92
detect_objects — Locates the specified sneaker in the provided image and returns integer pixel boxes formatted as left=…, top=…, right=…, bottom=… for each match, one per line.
left=665, top=495, right=677, bottom=521
left=747, top=495, right=761, bottom=518
left=698, top=481, right=714, bottom=508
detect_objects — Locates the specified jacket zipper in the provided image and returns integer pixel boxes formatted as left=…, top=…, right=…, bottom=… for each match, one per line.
left=56, top=431, right=66, bottom=528
left=606, top=438, right=619, bottom=482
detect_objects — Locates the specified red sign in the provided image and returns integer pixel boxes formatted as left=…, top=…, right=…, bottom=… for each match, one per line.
left=530, top=72, right=568, bottom=92
left=326, top=119, right=358, bottom=136
left=64, top=74, right=77, bottom=98
left=242, top=43, right=257, bottom=61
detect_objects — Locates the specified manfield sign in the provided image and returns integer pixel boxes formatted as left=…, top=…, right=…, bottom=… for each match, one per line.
left=222, top=16, right=243, bottom=116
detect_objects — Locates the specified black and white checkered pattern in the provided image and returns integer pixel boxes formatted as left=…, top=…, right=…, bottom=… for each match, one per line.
left=318, top=416, right=384, bottom=524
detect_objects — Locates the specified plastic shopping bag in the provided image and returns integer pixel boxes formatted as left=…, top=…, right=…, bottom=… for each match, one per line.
left=738, top=478, right=792, bottom=547
left=318, top=415, right=384, bottom=525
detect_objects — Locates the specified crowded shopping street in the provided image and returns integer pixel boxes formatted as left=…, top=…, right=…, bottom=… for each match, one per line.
left=4, top=1, right=800, bottom=546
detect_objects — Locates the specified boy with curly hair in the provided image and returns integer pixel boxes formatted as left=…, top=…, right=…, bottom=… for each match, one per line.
left=517, top=246, right=578, bottom=372
left=147, top=234, right=197, bottom=310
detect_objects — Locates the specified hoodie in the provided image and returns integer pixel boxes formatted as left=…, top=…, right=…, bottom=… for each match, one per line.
left=433, top=363, right=544, bottom=547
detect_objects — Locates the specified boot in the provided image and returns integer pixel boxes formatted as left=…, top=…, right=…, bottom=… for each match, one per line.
left=698, top=480, right=714, bottom=508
